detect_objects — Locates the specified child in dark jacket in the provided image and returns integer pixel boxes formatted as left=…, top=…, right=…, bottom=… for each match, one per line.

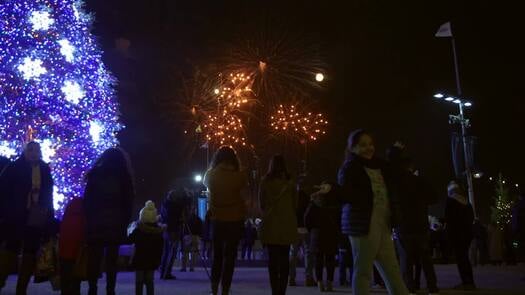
left=304, top=182, right=341, bottom=292
left=129, top=201, right=164, bottom=295
left=59, top=197, right=86, bottom=295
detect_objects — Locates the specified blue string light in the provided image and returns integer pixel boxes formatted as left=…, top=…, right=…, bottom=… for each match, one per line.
left=0, top=0, right=123, bottom=216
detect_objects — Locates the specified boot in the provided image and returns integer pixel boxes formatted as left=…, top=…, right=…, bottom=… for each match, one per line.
left=15, top=253, right=35, bottom=295
left=0, top=249, right=17, bottom=289
left=326, top=281, right=333, bottom=292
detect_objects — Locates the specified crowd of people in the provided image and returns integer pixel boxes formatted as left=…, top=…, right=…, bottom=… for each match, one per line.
left=0, top=130, right=524, bottom=295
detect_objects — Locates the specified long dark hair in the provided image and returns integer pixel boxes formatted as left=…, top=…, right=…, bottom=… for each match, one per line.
left=343, top=129, right=370, bottom=162
left=210, top=146, right=240, bottom=171
left=265, top=154, right=290, bottom=180
left=87, top=147, right=134, bottom=185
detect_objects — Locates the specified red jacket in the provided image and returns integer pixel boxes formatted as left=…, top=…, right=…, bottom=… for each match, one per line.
left=59, top=198, right=86, bottom=260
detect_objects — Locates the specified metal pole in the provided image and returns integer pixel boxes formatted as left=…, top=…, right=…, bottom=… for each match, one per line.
left=451, top=37, right=462, bottom=95
left=451, top=36, right=477, bottom=217
left=459, top=103, right=477, bottom=218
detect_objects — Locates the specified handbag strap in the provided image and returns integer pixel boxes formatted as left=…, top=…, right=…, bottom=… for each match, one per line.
left=263, top=182, right=290, bottom=218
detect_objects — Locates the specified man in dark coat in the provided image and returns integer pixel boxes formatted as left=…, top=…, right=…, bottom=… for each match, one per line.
left=159, top=189, right=189, bottom=279
left=0, top=142, right=54, bottom=293
left=387, top=143, right=439, bottom=294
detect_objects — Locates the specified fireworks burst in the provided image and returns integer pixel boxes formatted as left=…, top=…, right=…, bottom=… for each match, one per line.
left=179, top=70, right=259, bottom=149
left=223, top=28, right=326, bottom=104
left=202, top=110, right=247, bottom=147
left=270, top=104, right=328, bottom=143
left=216, top=72, right=255, bottom=110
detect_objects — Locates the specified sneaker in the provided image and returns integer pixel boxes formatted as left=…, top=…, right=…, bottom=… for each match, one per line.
left=339, top=280, right=349, bottom=287
left=305, top=278, right=316, bottom=287
left=318, top=281, right=325, bottom=292
left=289, top=279, right=297, bottom=287
left=326, top=281, right=334, bottom=292
left=180, top=268, right=187, bottom=272
left=190, top=268, right=195, bottom=272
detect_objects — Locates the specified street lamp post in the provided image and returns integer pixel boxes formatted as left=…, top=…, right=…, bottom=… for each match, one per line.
left=435, top=93, right=477, bottom=218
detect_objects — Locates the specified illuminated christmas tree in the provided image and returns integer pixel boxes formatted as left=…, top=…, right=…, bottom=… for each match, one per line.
left=491, top=173, right=514, bottom=230
left=0, top=1, right=122, bottom=215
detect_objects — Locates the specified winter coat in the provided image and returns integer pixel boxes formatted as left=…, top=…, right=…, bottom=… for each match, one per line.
left=304, top=196, right=341, bottom=255
left=337, top=154, right=399, bottom=236
left=59, top=198, right=86, bottom=260
left=204, top=164, right=248, bottom=222
left=84, top=167, right=134, bottom=245
left=160, top=194, right=187, bottom=234
left=258, top=177, right=298, bottom=245
left=0, top=157, right=53, bottom=237
left=129, top=221, right=164, bottom=270
left=393, top=171, right=436, bottom=236
left=445, top=197, right=474, bottom=241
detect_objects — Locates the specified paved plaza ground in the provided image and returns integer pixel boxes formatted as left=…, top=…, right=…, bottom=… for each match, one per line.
left=2, top=264, right=525, bottom=294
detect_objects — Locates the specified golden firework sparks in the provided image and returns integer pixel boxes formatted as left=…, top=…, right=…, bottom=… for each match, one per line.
left=270, top=104, right=328, bottom=143
left=202, top=110, right=248, bottom=147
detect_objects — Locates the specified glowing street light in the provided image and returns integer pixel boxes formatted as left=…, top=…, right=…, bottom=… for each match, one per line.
left=194, top=174, right=203, bottom=183
left=315, top=73, right=325, bottom=82
left=433, top=91, right=476, bottom=217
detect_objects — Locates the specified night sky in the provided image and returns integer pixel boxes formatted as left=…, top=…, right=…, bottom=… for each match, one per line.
left=85, top=0, right=524, bottom=219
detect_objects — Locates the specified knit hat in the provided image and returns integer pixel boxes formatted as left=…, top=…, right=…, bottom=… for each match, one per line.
left=139, top=200, right=158, bottom=223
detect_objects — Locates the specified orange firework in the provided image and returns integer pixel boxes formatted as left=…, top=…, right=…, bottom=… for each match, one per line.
left=215, top=72, right=255, bottom=109
left=270, top=104, right=328, bottom=142
left=202, top=110, right=247, bottom=147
